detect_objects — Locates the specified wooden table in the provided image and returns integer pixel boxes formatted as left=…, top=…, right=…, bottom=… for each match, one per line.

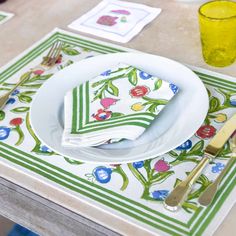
left=0, top=0, right=235, bottom=235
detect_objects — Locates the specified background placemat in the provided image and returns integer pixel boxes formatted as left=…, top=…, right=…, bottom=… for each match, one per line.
left=0, top=10, right=14, bottom=25
left=0, top=28, right=235, bottom=236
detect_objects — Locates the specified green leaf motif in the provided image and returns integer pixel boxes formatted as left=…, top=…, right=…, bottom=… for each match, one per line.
left=20, top=91, right=36, bottom=96
left=64, top=157, right=83, bottom=165
left=111, top=112, right=124, bottom=118
left=11, top=107, right=29, bottom=113
left=18, top=95, right=32, bottom=103
left=150, top=171, right=174, bottom=184
left=168, top=150, right=178, bottom=157
left=174, top=178, right=182, bottom=187
left=147, top=104, right=157, bottom=113
left=188, top=140, right=204, bottom=155
left=2, top=82, right=15, bottom=87
left=21, top=84, right=42, bottom=89
left=20, top=71, right=32, bottom=82
left=62, top=45, right=80, bottom=56
left=107, top=81, right=119, bottom=96
left=154, top=79, right=162, bottom=90
left=209, top=97, right=220, bottom=113
left=0, top=110, right=5, bottom=121
left=26, top=74, right=53, bottom=83
left=0, top=88, right=10, bottom=91
left=196, top=174, right=211, bottom=187
left=128, top=69, right=138, bottom=86
left=206, top=88, right=211, bottom=98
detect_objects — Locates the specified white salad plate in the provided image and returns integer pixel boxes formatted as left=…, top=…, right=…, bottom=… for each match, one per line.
left=30, top=52, right=209, bottom=164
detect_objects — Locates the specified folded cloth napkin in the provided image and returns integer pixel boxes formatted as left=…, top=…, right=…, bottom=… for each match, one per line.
left=62, top=63, right=179, bottom=147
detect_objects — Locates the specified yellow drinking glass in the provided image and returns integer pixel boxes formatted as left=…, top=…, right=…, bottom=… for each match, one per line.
left=199, top=0, right=236, bottom=67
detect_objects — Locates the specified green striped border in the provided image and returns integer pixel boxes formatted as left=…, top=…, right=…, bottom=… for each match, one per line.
left=0, top=29, right=235, bottom=235
left=194, top=71, right=236, bottom=92
left=0, top=14, right=7, bottom=22
left=0, top=142, right=189, bottom=236
left=190, top=167, right=236, bottom=235
left=71, top=81, right=155, bottom=134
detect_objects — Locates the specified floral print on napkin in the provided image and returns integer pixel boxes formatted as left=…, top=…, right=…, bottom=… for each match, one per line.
left=68, top=63, right=178, bottom=135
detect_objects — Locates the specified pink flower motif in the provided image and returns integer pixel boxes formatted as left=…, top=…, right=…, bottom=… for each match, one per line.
left=33, top=69, right=44, bottom=75
left=97, top=15, right=118, bottom=26
left=100, top=98, right=119, bottom=109
left=111, top=9, right=131, bottom=15
left=130, top=85, right=150, bottom=98
left=154, top=160, right=170, bottom=172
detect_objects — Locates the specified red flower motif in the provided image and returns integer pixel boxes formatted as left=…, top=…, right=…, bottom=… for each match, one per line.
left=10, top=118, right=23, bottom=126
left=196, top=125, right=216, bottom=139
left=130, top=85, right=150, bottom=98
left=110, top=164, right=121, bottom=167
left=154, top=159, right=170, bottom=172
left=97, top=15, right=118, bottom=26
left=33, top=69, right=44, bottom=75
left=92, top=109, right=112, bottom=121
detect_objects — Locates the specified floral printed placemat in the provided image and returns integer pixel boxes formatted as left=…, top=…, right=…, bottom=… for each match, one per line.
left=0, top=10, right=14, bottom=25
left=0, top=28, right=235, bottom=236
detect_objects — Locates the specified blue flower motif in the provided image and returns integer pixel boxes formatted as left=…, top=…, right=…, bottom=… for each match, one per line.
left=152, top=190, right=169, bottom=200
left=132, top=161, right=144, bottom=169
left=176, top=140, right=192, bottom=150
left=93, top=166, right=112, bottom=183
left=212, top=162, right=225, bottom=173
left=100, top=69, right=112, bottom=76
left=6, top=97, right=16, bottom=105
left=230, top=99, right=236, bottom=106
left=169, top=84, right=179, bottom=94
left=11, top=89, right=20, bottom=96
left=85, top=55, right=94, bottom=59
left=0, top=127, right=11, bottom=140
left=139, top=71, right=152, bottom=80
left=39, top=145, right=52, bottom=153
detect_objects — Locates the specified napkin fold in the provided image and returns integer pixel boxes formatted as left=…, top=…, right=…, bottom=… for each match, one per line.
left=62, top=63, right=179, bottom=147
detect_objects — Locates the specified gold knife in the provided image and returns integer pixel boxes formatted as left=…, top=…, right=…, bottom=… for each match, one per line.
left=164, top=113, right=236, bottom=211
left=198, top=133, right=236, bottom=206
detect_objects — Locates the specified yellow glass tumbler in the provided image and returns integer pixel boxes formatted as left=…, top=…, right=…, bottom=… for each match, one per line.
left=199, top=0, right=236, bottom=67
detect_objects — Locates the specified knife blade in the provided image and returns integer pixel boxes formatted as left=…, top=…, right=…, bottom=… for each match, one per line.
left=164, top=113, right=236, bottom=212
left=198, top=133, right=236, bottom=206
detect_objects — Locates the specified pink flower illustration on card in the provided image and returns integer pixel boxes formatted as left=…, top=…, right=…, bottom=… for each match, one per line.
left=110, top=9, right=131, bottom=15
left=97, top=15, right=118, bottom=26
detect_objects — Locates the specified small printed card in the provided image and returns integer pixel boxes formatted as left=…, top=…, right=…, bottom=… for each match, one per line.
left=63, top=63, right=178, bottom=147
left=68, top=0, right=161, bottom=43
left=0, top=10, right=14, bottom=25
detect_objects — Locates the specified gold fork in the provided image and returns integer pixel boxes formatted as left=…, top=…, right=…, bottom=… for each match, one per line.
left=0, top=41, right=62, bottom=110
left=41, top=41, right=62, bottom=68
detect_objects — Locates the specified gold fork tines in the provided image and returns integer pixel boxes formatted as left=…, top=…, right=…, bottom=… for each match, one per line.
left=41, top=41, right=63, bottom=67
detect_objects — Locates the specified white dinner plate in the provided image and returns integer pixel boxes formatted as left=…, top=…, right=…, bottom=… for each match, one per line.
left=30, top=52, right=209, bottom=164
